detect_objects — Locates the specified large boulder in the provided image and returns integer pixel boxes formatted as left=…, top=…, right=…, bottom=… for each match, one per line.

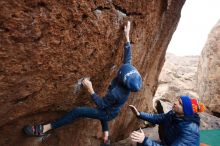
left=153, top=53, right=200, bottom=110
left=0, top=0, right=185, bottom=145
left=197, top=20, right=220, bottom=117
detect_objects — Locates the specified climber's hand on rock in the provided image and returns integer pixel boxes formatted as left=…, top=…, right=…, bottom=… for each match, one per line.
left=130, top=128, right=145, bottom=143
left=82, top=78, right=95, bottom=95
left=124, top=21, right=130, bottom=42
left=129, top=105, right=140, bottom=116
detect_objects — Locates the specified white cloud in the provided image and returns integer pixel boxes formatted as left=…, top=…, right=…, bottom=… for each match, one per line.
left=167, top=0, right=220, bottom=56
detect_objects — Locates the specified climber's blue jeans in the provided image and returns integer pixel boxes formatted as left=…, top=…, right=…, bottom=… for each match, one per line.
left=51, top=107, right=116, bottom=132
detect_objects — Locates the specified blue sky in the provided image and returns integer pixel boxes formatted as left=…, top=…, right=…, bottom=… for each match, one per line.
left=167, top=0, right=220, bottom=56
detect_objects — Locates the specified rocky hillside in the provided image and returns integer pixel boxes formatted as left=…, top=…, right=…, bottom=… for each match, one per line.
left=197, top=20, right=220, bottom=117
left=0, top=0, right=185, bottom=146
left=153, top=53, right=200, bottom=107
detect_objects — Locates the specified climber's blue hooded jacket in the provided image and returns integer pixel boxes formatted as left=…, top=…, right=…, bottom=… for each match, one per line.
left=91, top=42, right=142, bottom=118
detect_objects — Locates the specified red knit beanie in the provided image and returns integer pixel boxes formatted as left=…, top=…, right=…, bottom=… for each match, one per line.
left=191, top=98, right=205, bottom=113
left=180, top=96, right=206, bottom=116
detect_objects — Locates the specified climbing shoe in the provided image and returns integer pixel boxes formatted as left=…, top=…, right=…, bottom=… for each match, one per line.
left=23, top=124, right=45, bottom=137
left=100, top=139, right=110, bottom=146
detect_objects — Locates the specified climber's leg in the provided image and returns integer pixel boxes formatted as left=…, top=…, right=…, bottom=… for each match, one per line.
left=50, top=106, right=108, bottom=129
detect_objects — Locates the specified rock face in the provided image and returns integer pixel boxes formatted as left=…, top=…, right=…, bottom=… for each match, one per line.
left=153, top=53, right=200, bottom=109
left=197, top=20, right=220, bottom=117
left=199, top=112, right=220, bottom=130
left=0, top=0, right=185, bottom=145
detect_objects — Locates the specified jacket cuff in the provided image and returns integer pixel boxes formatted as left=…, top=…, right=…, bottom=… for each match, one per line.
left=142, top=137, right=148, bottom=145
left=91, top=93, right=97, bottom=99
left=139, top=112, right=145, bottom=119
left=125, top=41, right=130, bottom=46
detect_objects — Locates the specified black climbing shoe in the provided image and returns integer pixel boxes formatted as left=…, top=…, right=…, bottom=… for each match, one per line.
left=23, top=124, right=45, bottom=137
left=100, top=139, right=110, bottom=146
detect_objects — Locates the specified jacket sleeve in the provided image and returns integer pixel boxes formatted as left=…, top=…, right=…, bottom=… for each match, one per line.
left=139, top=137, right=163, bottom=146
left=123, top=42, right=132, bottom=64
left=91, top=93, right=116, bottom=109
left=138, top=112, right=166, bottom=125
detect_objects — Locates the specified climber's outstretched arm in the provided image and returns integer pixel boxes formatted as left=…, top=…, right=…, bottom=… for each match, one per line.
left=123, top=21, right=132, bottom=64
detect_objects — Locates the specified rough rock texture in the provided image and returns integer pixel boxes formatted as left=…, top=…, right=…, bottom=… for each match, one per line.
left=197, top=20, right=220, bottom=117
left=199, top=112, right=220, bottom=130
left=153, top=53, right=200, bottom=110
left=0, top=0, right=185, bottom=145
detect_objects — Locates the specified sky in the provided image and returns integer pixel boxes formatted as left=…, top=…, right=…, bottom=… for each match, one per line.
left=167, top=0, right=220, bottom=56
